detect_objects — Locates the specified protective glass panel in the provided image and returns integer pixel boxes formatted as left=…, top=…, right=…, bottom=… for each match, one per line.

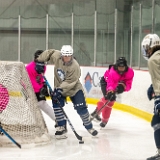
left=20, top=3, right=46, bottom=63
left=155, top=0, right=160, bottom=36
left=73, top=1, right=95, bottom=66
left=132, top=1, right=140, bottom=68
left=140, top=0, right=152, bottom=69
left=0, top=5, right=19, bottom=61
left=48, top=3, right=72, bottom=51
left=97, top=0, right=115, bottom=66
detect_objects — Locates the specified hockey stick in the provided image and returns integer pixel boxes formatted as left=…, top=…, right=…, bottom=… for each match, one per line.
left=90, top=97, right=112, bottom=121
left=0, top=126, right=21, bottom=148
left=43, top=76, right=83, bottom=143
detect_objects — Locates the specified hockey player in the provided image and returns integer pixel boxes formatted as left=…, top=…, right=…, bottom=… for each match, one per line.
left=36, top=45, right=98, bottom=139
left=141, top=34, right=160, bottom=160
left=26, top=50, right=57, bottom=126
left=90, top=57, right=134, bottom=128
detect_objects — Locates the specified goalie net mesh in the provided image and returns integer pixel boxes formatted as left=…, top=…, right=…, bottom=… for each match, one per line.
left=0, top=61, right=51, bottom=147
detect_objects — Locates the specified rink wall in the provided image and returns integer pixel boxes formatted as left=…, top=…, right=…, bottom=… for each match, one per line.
left=45, top=65, right=153, bottom=122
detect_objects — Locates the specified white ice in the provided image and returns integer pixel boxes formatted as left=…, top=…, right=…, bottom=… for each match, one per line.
left=0, top=100, right=156, bottom=160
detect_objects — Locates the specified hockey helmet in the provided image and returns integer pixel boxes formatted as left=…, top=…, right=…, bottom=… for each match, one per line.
left=34, top=50, right=44, bottom=60
left=61, top=45, right=73, bottom=56
left=141, top=34, right=160, bottom=60
left=116, top=57, right=127, bottom=67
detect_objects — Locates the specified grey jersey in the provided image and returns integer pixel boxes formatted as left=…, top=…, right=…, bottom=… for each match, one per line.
left=148, top=50, right=160, bottom=96
left=37, top=49, right=84, bottom=97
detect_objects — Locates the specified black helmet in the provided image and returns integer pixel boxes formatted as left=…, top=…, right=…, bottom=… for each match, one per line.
left=34, top=50, right=44, bottom=60
left=116, top=57, right=127, bottom=67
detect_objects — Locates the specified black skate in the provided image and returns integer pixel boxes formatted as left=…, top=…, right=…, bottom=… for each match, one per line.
left=87, top=128, right=98, bottom=136
left=100, top=121, right=107, bottom=128
left=90, top=109, right=101, bottom=122
left=55, top=125, right=67, bottom=139
left=54, top=120, right=58, bottom=128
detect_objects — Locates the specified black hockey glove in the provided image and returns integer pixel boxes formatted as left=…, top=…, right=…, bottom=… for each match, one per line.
left=105, top=90, right=116, bottom=101
left=154, top=96, right=160, bottom=116
left=116, top=83, right=125, bottom=94
left=147, top=84, right=155, bottom=101
left=35, top=62, right=45, bottom=74
left=51, top=88, right=63, bottom=102
left=52, top=96, right=65, bottom=108
left=40, top=83, right=49, bottom=97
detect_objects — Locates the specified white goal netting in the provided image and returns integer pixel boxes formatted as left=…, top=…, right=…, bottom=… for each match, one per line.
left=0, top=61, right=51, bottom=147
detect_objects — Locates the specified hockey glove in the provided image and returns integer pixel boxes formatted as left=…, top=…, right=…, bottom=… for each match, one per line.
left=51, top=88, right=63, bottom=102
left=116, top=83, right=125, bottom=94
left=35, top=62, right=45, bottom=74
left=52, top=96, right=65, bottom=108
left=40, top=83, right=50, bottom=97
left=147, top=84, right=155, bottom=101
left=105, top=90, right=116, bottom=101
left=154, top=96, right=160, bottom=116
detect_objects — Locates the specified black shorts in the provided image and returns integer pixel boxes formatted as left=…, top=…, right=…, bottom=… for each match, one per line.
left=35, top=92, right=46, bottom=102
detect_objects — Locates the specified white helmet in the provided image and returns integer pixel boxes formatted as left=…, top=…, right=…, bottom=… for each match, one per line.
left=141, top=34, right=160, bottom=60
left=61, top=45, right=73, bottom=56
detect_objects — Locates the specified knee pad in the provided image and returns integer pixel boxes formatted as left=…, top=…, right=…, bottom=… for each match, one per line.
left=70, top=90, right=92, bottom=129
left=74, top=103, right=87, bottom=115
left=151, top=115, right=160, bottom=127
left=71, top=90, right=87, bottom=115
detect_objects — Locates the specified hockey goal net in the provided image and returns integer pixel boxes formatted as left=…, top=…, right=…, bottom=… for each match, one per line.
left=0, top=61, right=51, bottom=147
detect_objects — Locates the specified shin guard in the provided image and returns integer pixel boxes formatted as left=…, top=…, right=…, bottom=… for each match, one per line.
left=151, top=115, right=160, bottom=148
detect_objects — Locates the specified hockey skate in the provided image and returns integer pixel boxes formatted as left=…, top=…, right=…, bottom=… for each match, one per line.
left=54, top=120, right=58, bottom=128
left=87, top=128, right=98, bottom=136
left=90, top=109, right=101, bottom=122
left=100, top=121, right=107, bottom=128
left=146, top=152, right=160, bottom=160
left=55, top=125, right=67, bottom=139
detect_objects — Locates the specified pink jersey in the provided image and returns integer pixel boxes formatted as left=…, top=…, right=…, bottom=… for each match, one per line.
left=26, top=61, right=46, bottom=93
left=104, top=66, right=134, bottom=92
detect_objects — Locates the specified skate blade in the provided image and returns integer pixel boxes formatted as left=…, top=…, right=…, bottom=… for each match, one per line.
left=93, top=119, right=101, bottom=123
left=90, top=116, right=101, bottom=122
left=55, top=134, right=68, bottom=140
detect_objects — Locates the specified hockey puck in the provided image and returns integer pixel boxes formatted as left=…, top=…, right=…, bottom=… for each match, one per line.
left=79, top=141, right=84, bottom=144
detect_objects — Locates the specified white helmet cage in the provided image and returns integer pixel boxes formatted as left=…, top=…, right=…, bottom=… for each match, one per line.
left=141, top=34, right=160, bottom=60
left=61, top=45, right=73, bottom=56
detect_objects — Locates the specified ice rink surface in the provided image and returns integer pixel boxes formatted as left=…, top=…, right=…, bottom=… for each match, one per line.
left=0, top=100, right=156, bottom=160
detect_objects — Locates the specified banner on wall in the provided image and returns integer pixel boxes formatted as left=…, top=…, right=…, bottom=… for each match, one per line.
left=41, top=65, right=154, bottom=114
left=81, top=67, right=107, bottom=99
